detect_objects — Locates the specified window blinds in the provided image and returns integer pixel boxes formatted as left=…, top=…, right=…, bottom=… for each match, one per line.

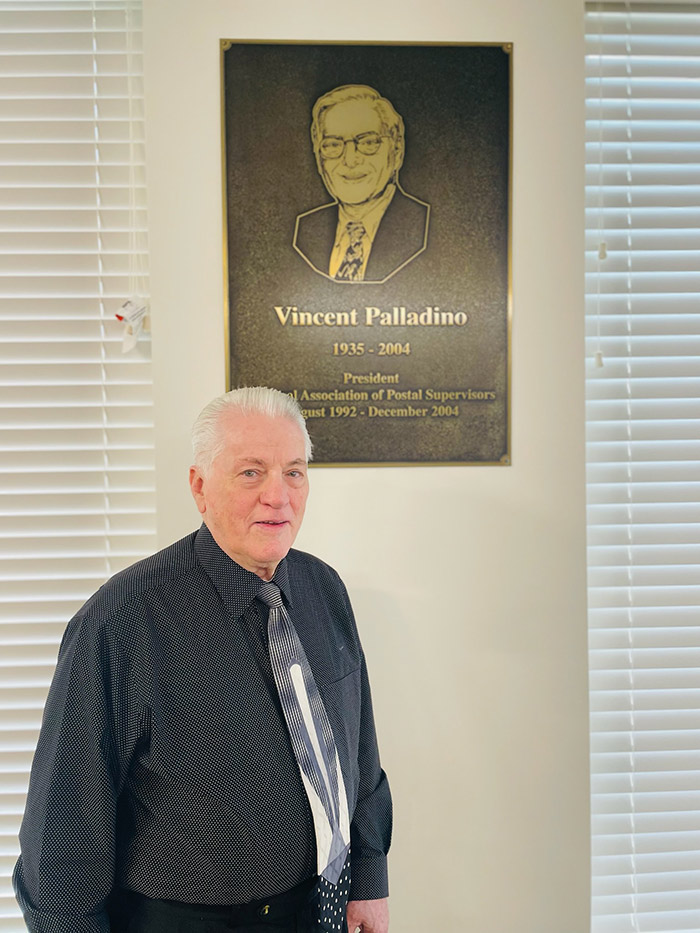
left=585, top=4, right=700, bottom=932
left=0, top=2, right=155, bottom=929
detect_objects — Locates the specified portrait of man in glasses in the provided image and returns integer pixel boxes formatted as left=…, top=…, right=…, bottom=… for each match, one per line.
left=293, top=84, right=430, bottom=285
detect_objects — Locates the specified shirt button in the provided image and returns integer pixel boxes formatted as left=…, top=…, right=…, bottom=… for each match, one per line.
left=258, top=904, right=270, bottom=917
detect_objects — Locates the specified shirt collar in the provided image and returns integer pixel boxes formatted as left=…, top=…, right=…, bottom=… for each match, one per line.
left=194, top=523, right=293, bottom=620
left=336, top=182, right=396, bottom=246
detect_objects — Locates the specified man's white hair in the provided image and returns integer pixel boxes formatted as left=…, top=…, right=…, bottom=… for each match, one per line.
left=192, top=386, right=312, bottom=474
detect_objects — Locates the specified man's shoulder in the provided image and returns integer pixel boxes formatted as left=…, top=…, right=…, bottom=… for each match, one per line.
left=286, top=547, right=346, bottom=589
left=388, top=187, right=430, bottom=225
left=81, top=530, right=200, bottom=622
left=287, top=546, right=336, bottom=571
left=293, top=203, right=338, bottom=278
left=295, top=201, right=337, bottom=224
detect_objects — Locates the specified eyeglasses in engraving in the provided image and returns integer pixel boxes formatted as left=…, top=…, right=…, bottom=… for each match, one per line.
left=319, top=132, right=389, bottom=159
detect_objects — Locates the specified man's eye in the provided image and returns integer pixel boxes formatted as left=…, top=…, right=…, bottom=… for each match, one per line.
left=242, top=470, right=258, bottom=477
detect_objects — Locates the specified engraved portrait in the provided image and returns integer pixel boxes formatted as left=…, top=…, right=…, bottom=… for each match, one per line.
left=293, top=85, right=430, bottom=285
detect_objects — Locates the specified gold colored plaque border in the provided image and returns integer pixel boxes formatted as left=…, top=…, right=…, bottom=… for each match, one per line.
left=220, top=39, right=513, bottom=467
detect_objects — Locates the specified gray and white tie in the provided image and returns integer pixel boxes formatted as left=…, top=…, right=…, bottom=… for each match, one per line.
left=257, top=582, right=350, bottom=884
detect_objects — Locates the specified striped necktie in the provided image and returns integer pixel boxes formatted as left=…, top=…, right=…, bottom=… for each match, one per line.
left=257, top=582, right=350, bottom=884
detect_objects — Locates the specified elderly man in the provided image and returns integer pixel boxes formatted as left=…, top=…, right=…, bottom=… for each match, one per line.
left=14, top=386, right=391, bottom=933
left=294, top=83, right=430, bottom=284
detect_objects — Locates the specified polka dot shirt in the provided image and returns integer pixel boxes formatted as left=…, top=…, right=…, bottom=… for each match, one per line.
left=14, top=525, right=391, bottom=932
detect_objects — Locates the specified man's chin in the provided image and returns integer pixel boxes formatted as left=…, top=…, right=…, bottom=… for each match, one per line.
left=251, top=530, right=295, bottom=563
left=337, top=189, right=376, bottom=206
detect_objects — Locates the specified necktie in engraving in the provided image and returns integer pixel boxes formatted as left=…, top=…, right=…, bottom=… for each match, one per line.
left=257, top=582, right=350, bottom=884
left=335, top=222, right=366, bottom=281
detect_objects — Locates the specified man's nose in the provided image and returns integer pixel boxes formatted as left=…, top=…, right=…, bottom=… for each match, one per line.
left=260, top=473, right=289, bottom=507
left=342, top=139, right=362, bottom=167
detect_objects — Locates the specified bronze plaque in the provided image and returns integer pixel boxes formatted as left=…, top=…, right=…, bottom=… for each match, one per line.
left=222, top=41, right=511, bottom=465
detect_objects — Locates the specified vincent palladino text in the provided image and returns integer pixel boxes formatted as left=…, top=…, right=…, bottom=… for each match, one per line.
left=274, top=305, right=468, bottom=327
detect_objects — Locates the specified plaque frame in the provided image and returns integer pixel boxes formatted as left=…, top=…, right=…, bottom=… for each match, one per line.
left=221, top=40, right=512, bottom=466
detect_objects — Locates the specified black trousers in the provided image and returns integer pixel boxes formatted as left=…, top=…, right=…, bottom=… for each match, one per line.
left=107, top=878, right=320, bottom=933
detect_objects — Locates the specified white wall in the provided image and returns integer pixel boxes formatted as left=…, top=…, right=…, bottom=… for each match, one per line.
left=143, top=2, right=589, bottom=931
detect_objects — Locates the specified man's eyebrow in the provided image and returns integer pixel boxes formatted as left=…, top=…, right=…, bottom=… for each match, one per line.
left=234, top=457, right=266, bottom=467
left=233, top=457, right=307, bottom=467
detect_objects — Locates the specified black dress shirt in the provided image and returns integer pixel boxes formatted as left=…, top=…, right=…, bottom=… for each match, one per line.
left=14, top=525, right=391, bottom=933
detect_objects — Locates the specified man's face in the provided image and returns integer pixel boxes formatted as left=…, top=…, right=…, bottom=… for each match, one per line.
left=318, top=98, right=398, bottom=206
left=189, top=411, right=309, bottom=580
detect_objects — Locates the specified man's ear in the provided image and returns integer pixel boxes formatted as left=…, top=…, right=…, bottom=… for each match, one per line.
left=189, top=466, right=207, bottom=515
left=393, top=138, right=405, bottom=173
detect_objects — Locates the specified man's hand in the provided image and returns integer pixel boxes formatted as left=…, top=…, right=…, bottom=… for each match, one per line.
left=346, top=897, right=389, bottom=933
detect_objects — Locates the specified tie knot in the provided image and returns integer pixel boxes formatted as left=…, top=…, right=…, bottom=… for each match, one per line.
left=257, top=582, right=284, bottom=610
left=346, top=221, right=366, bottom=246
